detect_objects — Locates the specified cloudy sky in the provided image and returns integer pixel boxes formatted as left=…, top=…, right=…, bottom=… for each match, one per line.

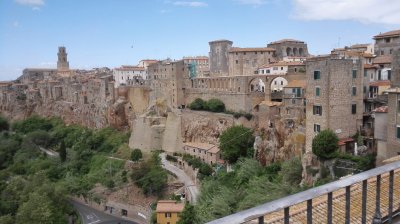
left=0, top=0, right=399, bottom=80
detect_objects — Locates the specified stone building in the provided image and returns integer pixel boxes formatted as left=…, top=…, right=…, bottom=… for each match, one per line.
left=267, top=39, right=309, bottom=60
left=374, top=30, right=400, bottom=57
left=57, top=46, right=69, bottom=71
left=209, top=40, right=232, bottom=76
left=147, top=59, right=189, bottom=109
left=113, top=66, right=146, bottom=88
left=182, top=56, right=209, bottom=78
left=183, top=142, right=221, bottom=166
left=228, top=47, right=276, bottom=76
left=282, top=79, right=306, bottom=122
left=156, top=200, right=184, bottom=224
left=305, top=55, right=363, bottom=152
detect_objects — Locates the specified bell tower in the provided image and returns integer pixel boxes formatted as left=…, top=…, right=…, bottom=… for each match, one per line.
left=57, top=46, right=69, bottom=71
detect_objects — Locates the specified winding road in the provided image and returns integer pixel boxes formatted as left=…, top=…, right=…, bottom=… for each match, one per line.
left=160, top=153, right=199, bottom=203
left=70, top=200, right=137, bottom=224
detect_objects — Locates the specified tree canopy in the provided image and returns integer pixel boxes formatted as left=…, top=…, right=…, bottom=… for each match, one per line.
left=312, top=129, right=339, bottom=160
left=219, top=125, right=254, bottom=164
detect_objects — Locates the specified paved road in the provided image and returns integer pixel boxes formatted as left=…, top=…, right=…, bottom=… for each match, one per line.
left=39, top=146, right=59, bottom=157
left=160, top=153, right=199, bottom=203
left=70, top=200, right=137, bottom=224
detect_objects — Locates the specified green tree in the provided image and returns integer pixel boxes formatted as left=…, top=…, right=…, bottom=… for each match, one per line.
left=206, top=98, right=225, bottom=112
left=312, top=129, right=339, bottom=160
left=177, top=203, right=199, bottom=224
left=189, top=98, right=206, bottom=110
left=280, top=157, right=303, bottom=186
left=219, top=126, right=254, bottom=164
left=59, top=140, right=67, bottom=162
left=131, top=148, right=143, bottom=161
left=25, top=130, right=53, bottom=147
left=0, top=215, right=14, bottom=224
left=16, top=192, right=65, bottom=224
left=0, top=116, right=9, bottom=132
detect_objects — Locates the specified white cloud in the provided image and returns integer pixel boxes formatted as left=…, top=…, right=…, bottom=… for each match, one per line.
left=235, top=0, right=267, bottom=6
left=172, top=1, right=208, bottom=7
left=292, top=0, right=400, bottom=25
left=15, top=0, right=44, bottom=6
left=12, top=21, right=19, bottom=27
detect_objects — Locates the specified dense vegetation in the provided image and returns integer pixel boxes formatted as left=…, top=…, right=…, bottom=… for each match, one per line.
left=0, top=115, right=130, bottom=223
left=185, top=158, right=304, bottom=223
left=220, top=125, right=254, bottom=164
left=188, top=98, right=253, bottom=120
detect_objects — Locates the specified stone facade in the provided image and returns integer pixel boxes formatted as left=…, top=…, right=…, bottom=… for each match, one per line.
left=209, top=40, right=232, bottom=76
left=57, top=46, right=69, bottom=71
left=228, top=47, right=276, bottom=76
left=183, top=142, right=221, bottom=166
left=305, top=56, right=363, bottom=152
left=267, top=39, right=309, bottom=60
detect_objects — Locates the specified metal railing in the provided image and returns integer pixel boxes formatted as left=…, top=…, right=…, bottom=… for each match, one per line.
left=206, top=161, right=400, bottom=224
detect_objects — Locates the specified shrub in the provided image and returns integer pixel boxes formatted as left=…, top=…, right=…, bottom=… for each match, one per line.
left=206, top=98, right=225, bottom=112
left=131, top=149, right=143, bottom=162
left=0, top=116, right=9, bottom=132
left=166, top=154, right=178, bottom=163
left=189, top=98, right=206, bottom=110
left=220, top=126, right=254, bottom=164
left=312, top=129, right=339, bottom=160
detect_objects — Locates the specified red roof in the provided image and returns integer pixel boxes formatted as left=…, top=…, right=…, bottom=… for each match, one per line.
left=373, top=30, right=400, bottom=39
left=373, top=106, right=388, bottom=113
left=364, top=64, right=378, bottom=69
left=373, top=55, right=392, bottom=64
left=369, top=80, right=390, bottom=87
left=338, top=138, right=354, bottom=146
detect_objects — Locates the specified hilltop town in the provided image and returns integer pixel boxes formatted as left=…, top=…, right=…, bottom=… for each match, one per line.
left=2, top=29, right=400, bottom=223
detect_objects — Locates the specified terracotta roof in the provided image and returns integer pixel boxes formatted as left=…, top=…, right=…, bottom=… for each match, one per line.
left=229, top=47, right=275, bottom=53
left=259, top=100, right=283, bottom=107
left=284, top=79, right=306, bottom=88
left=362, top=53, right=374, bottom=58
left=364, top=64, right=378, bottom=69
left=369, top=80, right=390, bottom=87
left=269, top=39, right=304, bottom=44
left=373, top=55, right=392, bottom=64
left=350, top=43, right=370, bottom=48
left=374, top=30, right=400, bottom=39
left=0, top=81, right=13, bottom=86
left=184, top=142, right=220, bottom=153
left=156, top=200, right=184, bottom=213
left=338, top=137, right=354, bottom=146
left=115, top=66, right=145, bottom=71
left=373, top=106, right=388, bottom=113
left=183, top=56, right=209, bottom=60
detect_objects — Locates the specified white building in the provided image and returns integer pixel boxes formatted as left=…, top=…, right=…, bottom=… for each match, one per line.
left=257, top=61, right=304, bottom=75
left=113, top=66, right=146, bottom=87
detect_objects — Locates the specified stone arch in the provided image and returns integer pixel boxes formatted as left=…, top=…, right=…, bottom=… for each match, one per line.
left=286, top=47, right=292, bottom=56
left=299, top=48, right=304, bottom=56
left=248, top=77, right=266, bottom=93
left=270, top=76, right=288, bottom=92
left=293, top=48, right=298, bottom=56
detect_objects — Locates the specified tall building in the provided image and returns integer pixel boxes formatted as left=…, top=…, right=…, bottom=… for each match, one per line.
left=57, top=46, right=69, bottom=71
left=305, top=55, right=363, bottom=152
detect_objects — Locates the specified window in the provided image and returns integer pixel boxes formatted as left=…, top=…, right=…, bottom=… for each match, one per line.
left=378, top=70, right=382, bottom=80
left=274, top=81, right=277, bottom=85
left=352, top=104, right=357, bottom=114
left=390, top=49, right=393, bottom=54
left=352, top=70, right=357, bottom=78
left=352, top=86, right=357, bottom=96
left=388, top=70, right=392, bottom=80
left=397, top=126, right=400, bottom=139
left=281, top=67, right=283, bottom=70
left=381, top=50, right=384, bottom=56
left=313, top=105, right=322, bottom=115
left=314, top=71, right=321, bottom=80
left=235, top=60, right=238, bottom=64
left=314, top=124, right=321, bottom=133
left=244, top=52, right=246, bottom=55
left=281, top=81, right=283, bottom=85
left=363, top=86, right=367, bottom=93
left=316, top=87, right=320, bottom=96
left=295, top=68, right=297, bottom=72
left=165, top=213, right=172, bottom=218
left=364, top=70, right=367, bottom=77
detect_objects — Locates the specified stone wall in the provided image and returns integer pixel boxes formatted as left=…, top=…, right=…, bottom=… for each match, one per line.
left=305, top=57, right=363, bottom=152
left=386, top=92, right=400, bottom=157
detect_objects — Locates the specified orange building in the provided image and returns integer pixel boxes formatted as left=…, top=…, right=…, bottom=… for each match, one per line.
left=156, top=200, right=184, bottom=224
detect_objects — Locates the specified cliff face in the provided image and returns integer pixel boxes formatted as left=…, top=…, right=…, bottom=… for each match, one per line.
left=254, top=118, right=306, bottom=166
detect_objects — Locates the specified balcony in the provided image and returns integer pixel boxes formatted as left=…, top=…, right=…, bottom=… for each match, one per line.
left=207, top=161, right=400, bottom=224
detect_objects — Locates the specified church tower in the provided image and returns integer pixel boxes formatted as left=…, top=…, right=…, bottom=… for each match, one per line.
left=57, top=46, right=69, bottom=71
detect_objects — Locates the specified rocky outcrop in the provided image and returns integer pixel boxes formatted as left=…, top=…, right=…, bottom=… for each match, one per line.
left=254, top=118, right=306, bottom=166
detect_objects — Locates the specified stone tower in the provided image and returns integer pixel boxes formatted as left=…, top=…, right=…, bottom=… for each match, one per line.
left=209, top=40, right=233, bottom=76
left=57, top=46, right=69, bottom=71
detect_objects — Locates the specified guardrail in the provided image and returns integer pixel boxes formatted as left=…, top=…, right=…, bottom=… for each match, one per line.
left=206, top=161, right=400, bottom=224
